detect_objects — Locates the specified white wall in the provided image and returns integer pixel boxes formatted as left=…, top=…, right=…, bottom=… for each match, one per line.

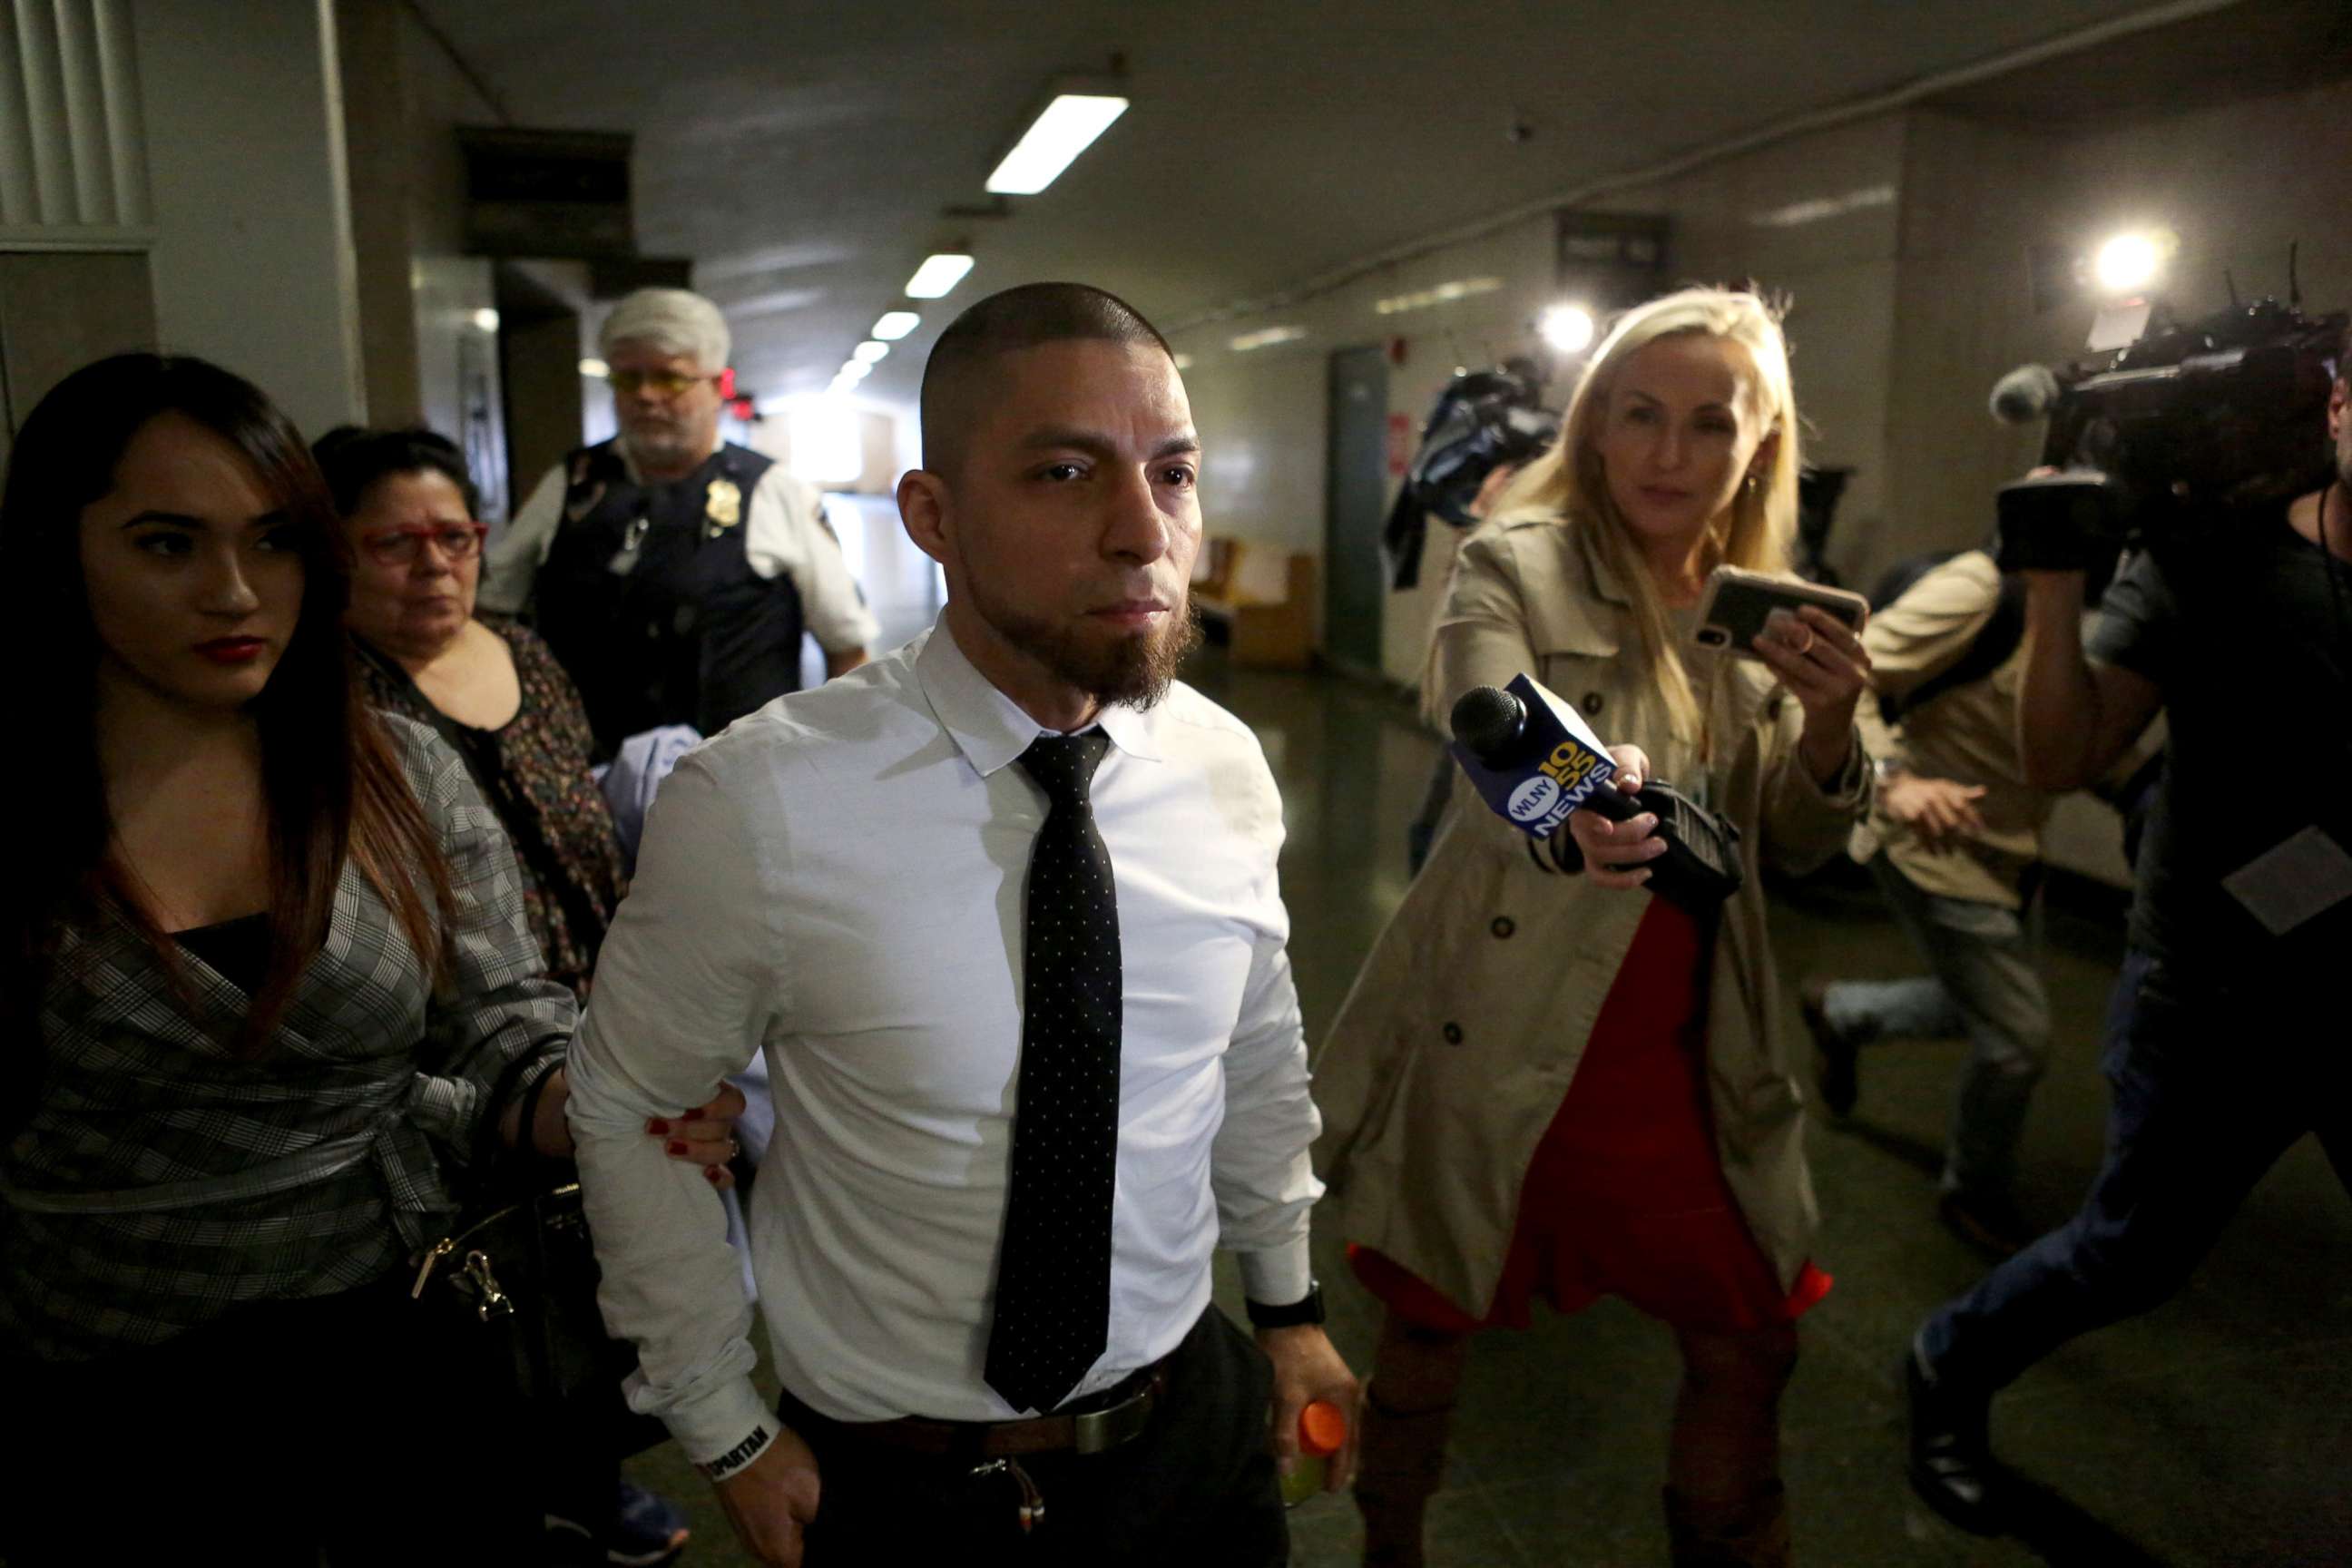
left=133, top=0, right=362, bottom=435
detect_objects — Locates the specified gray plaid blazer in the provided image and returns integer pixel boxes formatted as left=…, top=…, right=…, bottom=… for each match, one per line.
left=2, top=715, right=577, bottom=1362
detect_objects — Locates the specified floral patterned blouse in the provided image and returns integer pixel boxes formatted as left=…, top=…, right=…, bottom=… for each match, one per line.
left=358, top=620, right=627, bottom=999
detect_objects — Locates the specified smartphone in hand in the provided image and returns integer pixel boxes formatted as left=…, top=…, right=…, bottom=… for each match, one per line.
left=1690, top=566, right=1867, bottom=659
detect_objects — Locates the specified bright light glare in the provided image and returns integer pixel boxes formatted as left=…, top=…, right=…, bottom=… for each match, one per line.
left=578, top=358, right=609, bottom=379
left=470, top=308, right=501, bottom=333
left=838, top=360, right=871, bottom=380
left=2093, top=232, right=2162, bottom=295
left=905, top=254, right=975, bottom=299
left=985, top=94, right=1129, bottom=195
left=853, top=340, right=889, bottom=364
left=1540, top=304, right=1596, bottom=355
left=789, top=402, right=864, bottom=485
left=871, top=311, right=921, bottom=341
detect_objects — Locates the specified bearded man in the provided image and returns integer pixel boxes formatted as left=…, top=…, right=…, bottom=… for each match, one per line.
left=481, top=286, right=875, bottom=757
left=564, top=283, right=1358, bottom=1567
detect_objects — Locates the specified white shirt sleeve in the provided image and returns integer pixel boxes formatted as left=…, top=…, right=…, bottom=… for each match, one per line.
left=1209, top=765, right=1322, bottom=1307
left=565, top=749, right=786, bottom=1463
left=479, top=465, right=568, bottom=615
left=743, top=467, right=880, bottom=654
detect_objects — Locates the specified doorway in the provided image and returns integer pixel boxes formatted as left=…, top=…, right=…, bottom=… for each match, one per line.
left=1324, top=344, right=1389, bottom=676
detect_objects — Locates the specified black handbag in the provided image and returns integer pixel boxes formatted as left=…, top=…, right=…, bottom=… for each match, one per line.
left=408, top=1066, right=668, bottom=1453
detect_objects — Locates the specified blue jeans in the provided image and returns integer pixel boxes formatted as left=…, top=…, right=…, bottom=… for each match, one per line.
left=1824, top=855, right=2050, bottom=1198
left=1917, top=949, right=2351, bottom=1394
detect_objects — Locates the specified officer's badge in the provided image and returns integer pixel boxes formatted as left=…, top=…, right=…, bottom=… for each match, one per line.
left=564, top=480, right=605, bottom=523
left=705, top=477, right=743, bottom=534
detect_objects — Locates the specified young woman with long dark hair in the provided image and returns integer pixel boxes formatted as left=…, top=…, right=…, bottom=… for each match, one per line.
left=0, top=355, right=726, bottom=1563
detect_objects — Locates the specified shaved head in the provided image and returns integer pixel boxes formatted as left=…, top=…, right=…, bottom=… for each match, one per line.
left=919, top=283, right=1174, bottom=475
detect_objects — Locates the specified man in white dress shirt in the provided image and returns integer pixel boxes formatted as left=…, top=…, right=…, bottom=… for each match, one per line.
left=568, top=282, right=1357, bottom=1565
left=479, top=287, right=875, bottom=758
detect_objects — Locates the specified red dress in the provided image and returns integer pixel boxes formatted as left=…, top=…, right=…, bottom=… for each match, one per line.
left=1351, top=897, right=1831, bottom=1334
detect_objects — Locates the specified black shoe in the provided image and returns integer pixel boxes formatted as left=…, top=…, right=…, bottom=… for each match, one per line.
left=1905, top=1344, right=2006, bottom=1537
left=1800, top=978, right=1857, bottom=1118
left=1938, top=1189, right=2033, bottom=1258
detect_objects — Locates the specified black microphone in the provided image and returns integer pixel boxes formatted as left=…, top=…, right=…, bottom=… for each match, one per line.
left=1988, top=363, right=2063, bottom=425
left=1448, top=684, right=1744, bottom=910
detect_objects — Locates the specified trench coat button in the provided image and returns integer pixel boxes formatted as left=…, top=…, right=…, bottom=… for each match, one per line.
left=1441, top=1023, right=1464, bottom=1045
left=1490, top=916, right=1515, bottom=939
left=1582, top=691, right=1605, bottom=717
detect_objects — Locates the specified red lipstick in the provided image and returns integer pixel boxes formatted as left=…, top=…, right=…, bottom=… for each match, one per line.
left=195, top=637, right=267, bottom=665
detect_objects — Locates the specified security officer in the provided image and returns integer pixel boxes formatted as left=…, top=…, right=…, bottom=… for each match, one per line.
left=482, top=288, right=876, bottom=757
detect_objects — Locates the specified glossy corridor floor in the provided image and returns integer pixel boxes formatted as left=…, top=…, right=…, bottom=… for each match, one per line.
left=637, top=639, right=2352, bottom=1568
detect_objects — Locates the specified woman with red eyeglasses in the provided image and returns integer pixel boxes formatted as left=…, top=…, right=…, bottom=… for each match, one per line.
left=318, top=427, right=628, bottom=1004
left=317, top=426, right=710, bottom=1563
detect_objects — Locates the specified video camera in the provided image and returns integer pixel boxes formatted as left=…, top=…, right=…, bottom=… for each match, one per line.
left=1381, top=360, right=1561, bottom=590
left=1991, top=295, right=2347, bottom=574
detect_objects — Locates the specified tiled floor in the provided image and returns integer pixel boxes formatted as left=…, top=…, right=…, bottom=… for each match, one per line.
left=633, top=642, right=2352, bottom=1567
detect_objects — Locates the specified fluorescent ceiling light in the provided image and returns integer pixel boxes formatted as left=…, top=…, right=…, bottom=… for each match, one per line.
left=1373, top=277, right=1504, bottom=316
left=838, top=359, right=872, bottom=380
left=1748, top=184, right=1896, bottom=230
left=872, top=311, right=921, bottom=341
left=578, top=358, right=610, bottom=379
left=1229, top=326, right=1307, bottom=353
left=905, top=254, right=975, bottom=299
left=470, top=308, right=501, bottom=333
left=986, top=94, right=1129, bottom=195
left=1172, top=353, right=1193, bottom=371
left=853, top=340, right=889, bottom=364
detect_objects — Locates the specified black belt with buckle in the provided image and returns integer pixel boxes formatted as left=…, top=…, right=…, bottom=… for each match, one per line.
left=841, top=1360, right=1171, bottom=1459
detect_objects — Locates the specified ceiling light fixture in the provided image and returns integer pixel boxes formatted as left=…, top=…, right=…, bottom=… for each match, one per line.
left=1373, top=277, right=1504, bottom=316
left=470, top=308, right=501, bottom=333
left=1229, top=326, right=1307, bottom=353
left=838, top=359, right=872, bottom=380
left=578, top=358, right=610, bottom=379
left=985, top=92, right=1129, bottom=195
left=1172, top=353, right=1193, bottom=371
left=872, top=310, right=921, bottom=341
left=853, top=340, right=889, bottom=364
left=905, top=254, right=975, bottom=299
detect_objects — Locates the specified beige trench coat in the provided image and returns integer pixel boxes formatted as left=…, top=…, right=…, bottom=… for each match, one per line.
left=1311, top=507, right=1870, bottom=1315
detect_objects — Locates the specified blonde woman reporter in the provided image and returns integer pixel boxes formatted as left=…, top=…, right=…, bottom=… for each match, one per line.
left=1313, top=289, right=1872, bottom=1568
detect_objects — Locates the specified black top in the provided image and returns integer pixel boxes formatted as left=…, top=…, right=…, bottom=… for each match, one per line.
left=358, top=622, right=627, bottom=1000
left=2088, top=505, right=2352, bottom=986
left=172, top=913, right=271, bottom=995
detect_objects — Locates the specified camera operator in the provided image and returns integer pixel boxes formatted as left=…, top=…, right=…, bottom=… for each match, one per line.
left=1906, top=326, right=2352, bottom=1535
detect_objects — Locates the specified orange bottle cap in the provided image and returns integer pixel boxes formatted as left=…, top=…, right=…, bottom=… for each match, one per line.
left=1298, top=1399, right=1348, bottom=1455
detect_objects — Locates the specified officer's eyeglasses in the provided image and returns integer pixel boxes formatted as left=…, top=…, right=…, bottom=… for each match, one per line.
left=359, top=522, right=488, bottom=568
left=606, top=368, right=717, bottom=398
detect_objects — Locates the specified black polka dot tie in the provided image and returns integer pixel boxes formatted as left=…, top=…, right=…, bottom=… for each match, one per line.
left=984, top=730, right=1122, bottom=1415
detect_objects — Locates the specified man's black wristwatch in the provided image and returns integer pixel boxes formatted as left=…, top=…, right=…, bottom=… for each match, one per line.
left=1245, top=1279, right=1326, bottom=1330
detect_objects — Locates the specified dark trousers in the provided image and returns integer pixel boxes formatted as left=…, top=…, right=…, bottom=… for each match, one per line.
left=785, top=1306, right=1287, bottom=1566
left=6, top=1278, right=542, bottom=1566
left=1919, top=949, right=2352, bottom=1393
